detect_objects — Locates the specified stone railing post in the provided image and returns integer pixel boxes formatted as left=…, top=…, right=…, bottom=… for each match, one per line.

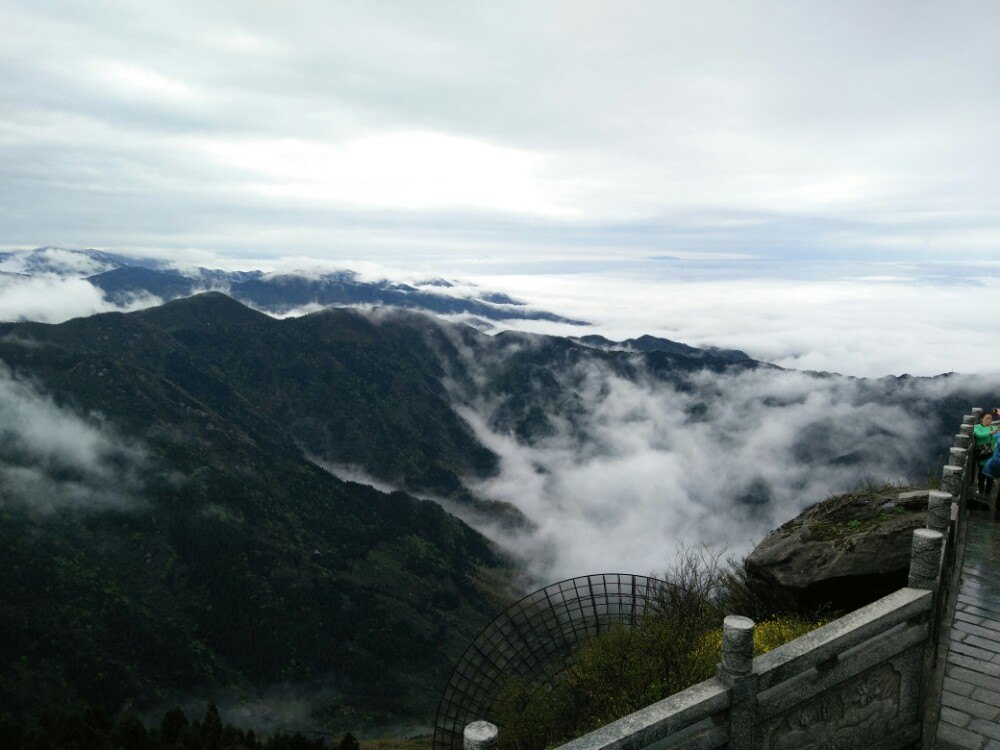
left=717, top=616, right=759, bottom=750
left=959, top=423, right=974, bottom=438
left=954, top=433, right=971, bottom=449
left=948, top=447, right=968, bottom=467
left=942, top=465, right=964, bottom=511
left=908, top=529, right=944, bottom=591
left=971, top=407, right=984, bottom=420
left=927, top=491, right=951, bottom=535
left=962, top=414, right=975, bottom=426
left=463, top=721, right=498, bottom=750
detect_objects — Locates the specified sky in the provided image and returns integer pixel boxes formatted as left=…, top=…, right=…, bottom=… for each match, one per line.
left=2, top=1, right=999, bottom=263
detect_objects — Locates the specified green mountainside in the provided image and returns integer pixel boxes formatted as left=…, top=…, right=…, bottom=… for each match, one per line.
left=132, top=294, right=499, bottom=508
left=0, top=296, right=512, bottom=728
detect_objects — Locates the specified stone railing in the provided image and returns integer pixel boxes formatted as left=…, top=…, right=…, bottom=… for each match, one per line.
left=461, top=409, right=982, bottom=750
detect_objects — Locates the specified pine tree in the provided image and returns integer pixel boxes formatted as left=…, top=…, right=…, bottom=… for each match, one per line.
left=111, top=714, right=150, bottom=750
left=160, top=708, right=189, bottom=747
left=201, top=703, right=223, bottom=750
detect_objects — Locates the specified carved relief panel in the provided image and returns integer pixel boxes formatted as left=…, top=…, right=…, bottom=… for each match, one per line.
left=766, top=662, right=902, bottom=750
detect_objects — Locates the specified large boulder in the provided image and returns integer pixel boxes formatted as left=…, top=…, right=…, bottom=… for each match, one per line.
left=745, top=487, right=930, bottom=613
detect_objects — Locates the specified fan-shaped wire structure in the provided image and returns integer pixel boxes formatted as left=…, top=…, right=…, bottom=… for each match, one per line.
left=433, top=573, right=672, bottom=750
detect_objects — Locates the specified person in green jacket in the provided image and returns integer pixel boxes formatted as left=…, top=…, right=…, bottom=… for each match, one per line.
left=973, top=411, right=999, bottom=496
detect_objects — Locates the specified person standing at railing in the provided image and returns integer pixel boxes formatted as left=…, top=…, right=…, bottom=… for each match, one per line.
left=973, top=411, right=999, bottom=497
left=984, top=442, right=1000, bottom=519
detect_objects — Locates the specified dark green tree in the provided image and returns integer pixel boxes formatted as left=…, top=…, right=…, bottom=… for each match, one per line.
left=83, top=707, right=113, bottom=739
left=0, top=715, right=23, bottom=750
left=200, top=704, right=223, bottom=750
left=111, top=713, right=151, bottom=750
left=220, top=724, right=241, bottom=749
left=38, top=710, right=108, bottom=750
left=20, top=728, right=54, bottom=750
left=176, top=725, right=203, bottom=750
left=160, top=708, right=189, bottom=747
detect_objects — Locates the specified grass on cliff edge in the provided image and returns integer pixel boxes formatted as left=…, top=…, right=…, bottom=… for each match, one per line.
left=494, top=548, right=828, bottom=750
left=778, top=479, right=931, bottom=544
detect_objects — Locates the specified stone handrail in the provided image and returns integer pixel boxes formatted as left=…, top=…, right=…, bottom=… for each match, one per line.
left=464, top=409, right=981, bottom=750
left=752, top=587, right=933, bottom=692
left=556, top=677, right=729, bottom=750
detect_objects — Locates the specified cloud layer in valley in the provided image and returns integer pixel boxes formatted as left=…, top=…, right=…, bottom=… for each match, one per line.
left=0, top=274, right=163, bottom=324
left=435, top=329, right=994, bottom=580
left=3, top=247, right=999, bottom=379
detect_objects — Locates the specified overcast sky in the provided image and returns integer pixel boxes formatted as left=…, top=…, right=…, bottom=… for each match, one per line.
left=2, top=0, right=999, bottom=264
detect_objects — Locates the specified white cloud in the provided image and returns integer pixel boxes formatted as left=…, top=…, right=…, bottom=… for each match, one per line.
left=1, top=1, right=998, bottom=259
left=310, top=457, right=397, bottom=495
left=0, top=275, right=162, bottom=324
left=93, top=59, right=198, bottom=104
left=3, top=246, right=997, bottom=379
left=201, top=131, right=568, bottom=215
left=451, top=356, right=990, bottom=581
left=0, top=247, right=116, bottom=276
left=476, top=270, right=1000, bottom=378
left=0, top=364, right=148, bottom=512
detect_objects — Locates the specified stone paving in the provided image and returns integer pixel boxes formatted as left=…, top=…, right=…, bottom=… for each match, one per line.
left=934, top=507, right=1000, bottom=750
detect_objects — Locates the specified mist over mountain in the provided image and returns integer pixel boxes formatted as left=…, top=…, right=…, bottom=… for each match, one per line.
left=0, top=300, right=510, bottom=729
left=573, top=333, right=753, bottom=365
left=0, top=284, right=995, bottom=732
left=0, top=247, right=586, bottom=328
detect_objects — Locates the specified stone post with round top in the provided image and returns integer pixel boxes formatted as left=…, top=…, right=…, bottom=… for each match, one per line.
left=941, top=464, right=963, bottom=504
left=926, top=491, right=952, bottom=535
left=463, top=721, right=498, bottom=750
left=717, top=616, right=759, bottom=750
left=908, top=529, right=944, bottom=591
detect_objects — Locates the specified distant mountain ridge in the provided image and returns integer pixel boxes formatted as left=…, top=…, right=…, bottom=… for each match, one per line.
left=0, top=246, right=166, bottom=276
left=574, top=333, right=752, bottom=364
left=2, top=247, right=588, bottom=326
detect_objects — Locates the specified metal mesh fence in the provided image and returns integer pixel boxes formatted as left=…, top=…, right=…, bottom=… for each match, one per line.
left=433, top=573, right=670, bottom=750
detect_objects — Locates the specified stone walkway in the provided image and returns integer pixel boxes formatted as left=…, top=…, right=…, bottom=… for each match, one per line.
left=934, top=508, right=1000, bottom=750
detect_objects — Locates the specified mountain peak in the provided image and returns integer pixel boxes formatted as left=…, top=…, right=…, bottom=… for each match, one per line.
left=133, top=291, right=272, bottom=330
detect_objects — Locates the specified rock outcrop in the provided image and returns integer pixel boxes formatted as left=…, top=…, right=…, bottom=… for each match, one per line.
left=745, top=487, right=930, bottom=612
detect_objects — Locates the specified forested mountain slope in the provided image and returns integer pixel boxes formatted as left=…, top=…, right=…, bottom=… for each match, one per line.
left=0, top=292, right=992, bottom=731
left=0, top=297, right=510, bottom=727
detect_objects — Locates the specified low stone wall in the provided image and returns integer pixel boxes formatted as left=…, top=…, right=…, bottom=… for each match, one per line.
left=462, top=409, right=981, bottom=750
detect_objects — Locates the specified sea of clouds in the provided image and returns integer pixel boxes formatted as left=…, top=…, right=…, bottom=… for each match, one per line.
left=467, top=261, right=1000, bottom=379
left=1, top=248, right=998, bottom=580
left=437, top=328, right=993, bottom=581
